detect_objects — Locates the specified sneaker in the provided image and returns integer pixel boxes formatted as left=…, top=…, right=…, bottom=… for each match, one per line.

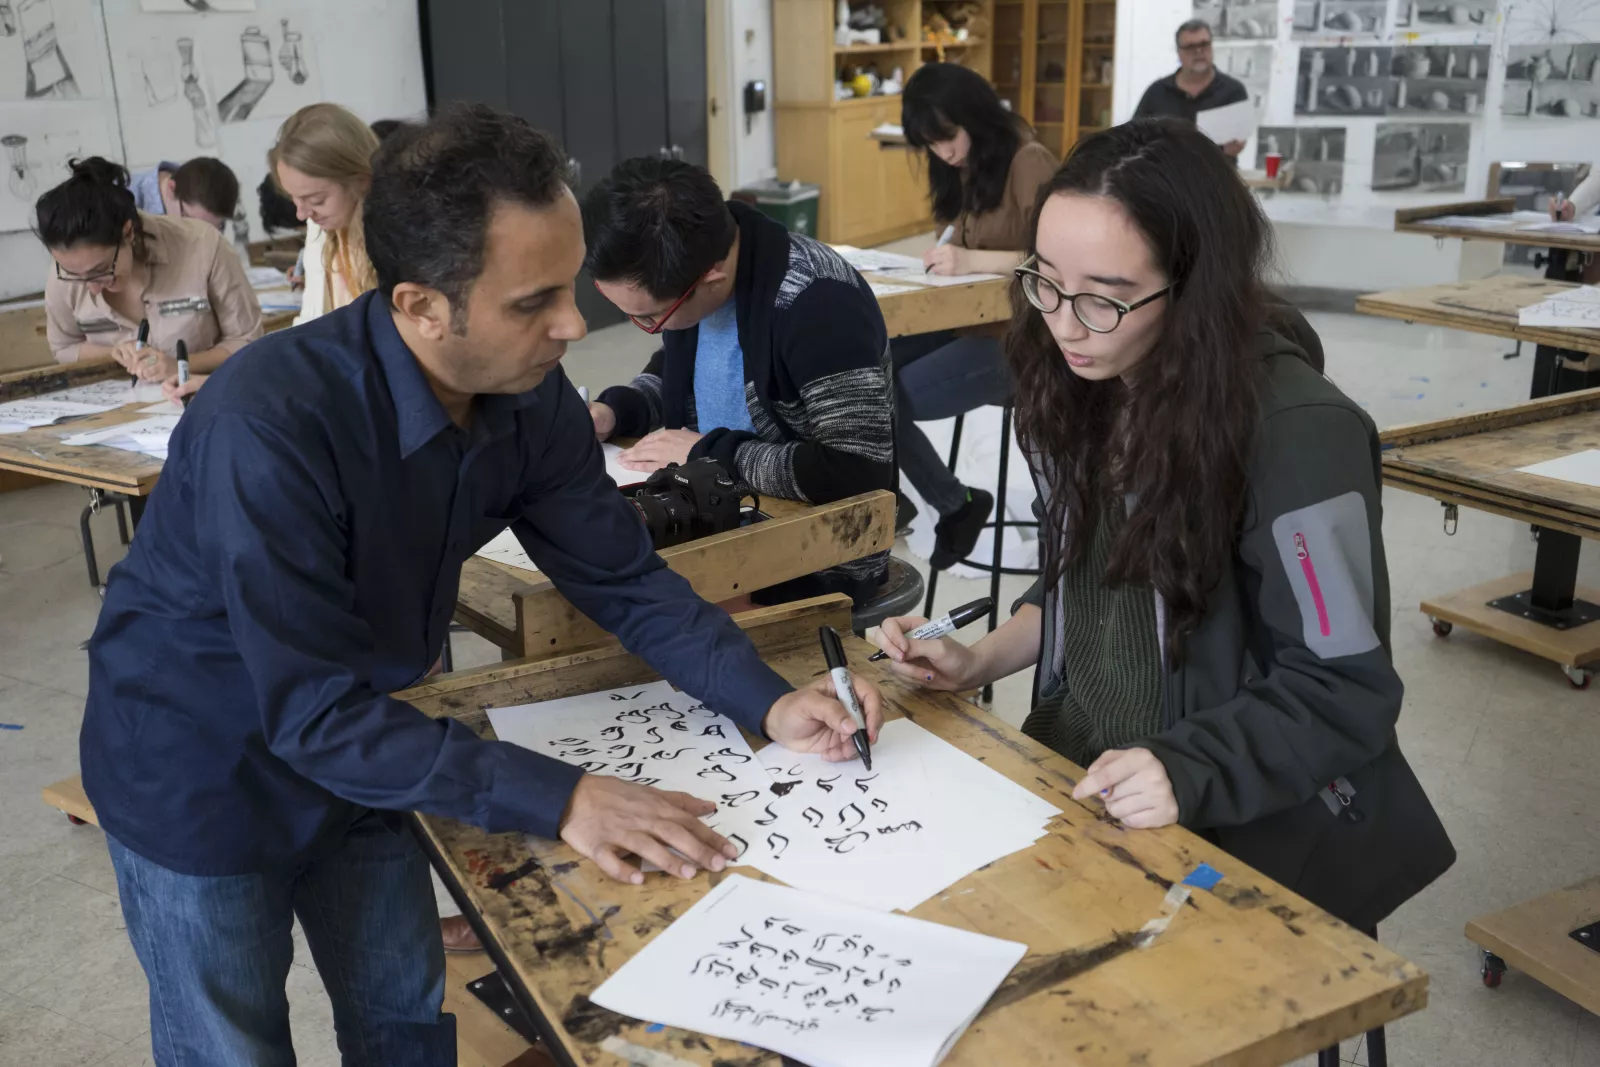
left=895, top=494, right=918, bottom=538
left=930, top=488, right=994, bottom=570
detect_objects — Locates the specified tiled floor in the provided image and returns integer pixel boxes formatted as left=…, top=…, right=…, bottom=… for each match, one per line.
left=3, top=306, right=1599, bottom=1066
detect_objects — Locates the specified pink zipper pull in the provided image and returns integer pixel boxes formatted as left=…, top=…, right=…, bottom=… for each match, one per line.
left=1295, top=532, right=1331, bottom=637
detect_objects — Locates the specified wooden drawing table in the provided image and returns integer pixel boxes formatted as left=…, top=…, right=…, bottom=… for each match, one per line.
left=867, top=273, right=1011, bottom=338
left=1382, top=389, right=1600, bottom=684
left=1466, top=876, right=1600, bottom=1010
left=405, top=593, right=1430, bottom=1067
left=454, top=490, right=895, bottom=659
left=1393, top=198, right=1600, bottom=255
left=1355, top=276, right=1600, bottom=365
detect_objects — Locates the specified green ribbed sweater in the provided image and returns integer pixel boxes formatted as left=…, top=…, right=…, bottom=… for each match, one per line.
left=1021, top=505, right=1164, bottom=768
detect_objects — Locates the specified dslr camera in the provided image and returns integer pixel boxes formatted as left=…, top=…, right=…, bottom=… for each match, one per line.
left=627, top=457, right=758, bottom=549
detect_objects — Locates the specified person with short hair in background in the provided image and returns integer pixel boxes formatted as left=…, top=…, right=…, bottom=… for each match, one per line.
left=1133, top=19, right=1249, bottom=160
left=127, top=156, right=242, bottom=230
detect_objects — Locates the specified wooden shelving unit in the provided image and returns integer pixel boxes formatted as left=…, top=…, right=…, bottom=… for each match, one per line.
left=773, top=0, right=995, bottom=246
left=992, top=0, right=1117, bottom=156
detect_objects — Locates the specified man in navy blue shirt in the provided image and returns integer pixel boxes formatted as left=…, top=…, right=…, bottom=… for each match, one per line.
left=80, top=103, right=882, bottom=1066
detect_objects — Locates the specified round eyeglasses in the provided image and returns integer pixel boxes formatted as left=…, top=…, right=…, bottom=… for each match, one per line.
left=1013, top=256, right=1173, bottom=334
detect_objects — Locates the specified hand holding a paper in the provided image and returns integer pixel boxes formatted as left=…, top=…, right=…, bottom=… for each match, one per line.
left=558, top=775, right=737, bottom=885
left=1072, top=747, right=1179, bottom=829
left=762, top=671, right=884, bottom=762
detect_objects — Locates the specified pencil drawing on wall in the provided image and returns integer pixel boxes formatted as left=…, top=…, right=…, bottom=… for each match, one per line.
left=1502, top=43, right=1600, bottom=118
left=1298, top=46, right=1392, bottom=115
left=1293, top=0, right=1389, bottom=37
left=140, top=0, right=257, bottom=12
left=1372, top=122, right=1470, bottom=192
left=1257, top=126, right=1346, bottom=194
left=1215, top=43, right=1274, bottom=116
left=20, top=0, right=78, bottom=98
left=1192, top=0, right=1279, bottom=38
left=1394, top=0, right=1498, bottom=31
left=1389, top=45, right=1489, bottom=115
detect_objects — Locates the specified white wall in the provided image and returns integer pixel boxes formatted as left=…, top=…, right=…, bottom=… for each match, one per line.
left=1113, top=1, right=1596, bottom=291
left=711, top=0, right=778, bottom=191
left=0, top=0, right=426, bottom=302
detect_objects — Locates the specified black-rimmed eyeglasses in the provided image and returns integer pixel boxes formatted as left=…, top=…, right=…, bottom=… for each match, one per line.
left=55, top=238, right=122, bottom=284
left=1014, top=256, right=1173, bottom=334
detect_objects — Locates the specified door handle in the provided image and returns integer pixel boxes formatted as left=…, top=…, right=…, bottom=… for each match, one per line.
left=659, top=145, right=672, bottom=159
left=567, top=157, right=582, bottom=185
left=670, top=144, right=684, bottom=161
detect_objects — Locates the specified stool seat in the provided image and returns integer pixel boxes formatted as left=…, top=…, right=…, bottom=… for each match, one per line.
left=851, top=556, right=926, bottom=634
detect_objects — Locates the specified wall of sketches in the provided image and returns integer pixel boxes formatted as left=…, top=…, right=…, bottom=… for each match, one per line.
left=0, top=0, right=425, bottom=301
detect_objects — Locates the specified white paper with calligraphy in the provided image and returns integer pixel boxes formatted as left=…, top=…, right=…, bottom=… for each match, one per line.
left=486, top=681, right=773, bottom=849
left=590, top=874, right=1025, bottom=1067
left=745, top=719, right=1060, bottom=911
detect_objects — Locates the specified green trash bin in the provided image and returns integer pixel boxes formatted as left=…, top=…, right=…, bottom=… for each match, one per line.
left=732, top=179, right=822, bottom=237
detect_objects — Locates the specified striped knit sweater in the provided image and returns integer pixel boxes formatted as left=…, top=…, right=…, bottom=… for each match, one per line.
left=597, top=201, right=894, bottom=598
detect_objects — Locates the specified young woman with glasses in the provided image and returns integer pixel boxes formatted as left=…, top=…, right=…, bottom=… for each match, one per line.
left=872, top=119, right=1454, bottom=933
left=37, top=157, right=262, bottom=380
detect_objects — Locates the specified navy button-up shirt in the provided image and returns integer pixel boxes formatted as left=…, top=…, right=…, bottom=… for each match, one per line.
left=81, top=292, right=793, bottom=876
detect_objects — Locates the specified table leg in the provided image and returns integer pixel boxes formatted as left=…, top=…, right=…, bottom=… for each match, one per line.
left=1487, top=530, right=1600, bottom=630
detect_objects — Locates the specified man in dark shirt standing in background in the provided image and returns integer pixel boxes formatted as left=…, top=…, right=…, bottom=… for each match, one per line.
left=79, top=102, right=881, bottom=1067
left=1133, top=19, right=1249, bottom=160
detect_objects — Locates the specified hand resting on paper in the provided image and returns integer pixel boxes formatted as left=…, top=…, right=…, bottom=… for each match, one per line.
left=559, top=775, right=736, bottom=885
left=619, top=428, right=705, bottom=471
left=1071, top=747, right=1179, bottom=829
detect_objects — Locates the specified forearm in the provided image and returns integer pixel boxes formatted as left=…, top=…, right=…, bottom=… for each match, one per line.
left=186, top=343, right=234, bottom=374
left=57, top=343, right=115, bottom=365
left=967, top=604, right=1042, bottom=687
left=961, top=249, right=1026, bottom=274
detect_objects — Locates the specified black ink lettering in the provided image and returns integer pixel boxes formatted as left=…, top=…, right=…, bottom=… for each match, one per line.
left=802, top=807, right=823, bottom=827
left=816, top=775, right=839, bottom=793
left=599, top=726, right=625, bottom=741
left=697, top=764, right=736, bottom=783
left=861, top=1006, right=896, bottom=1021
left=781, top=950, right=801, bottom=966
left=825, top=830, right=871, bottom=854
left=765, top=833, right=789, bottom=858
left=691, top=953, right=736, bottom=978
left=871, top=798, right=888, bottom=811
left=813, top=934, right=847, bottom=952
left=720, top=790, right=761, bottom=808
left=823, top=993, right=859, bottom=1010
left=555, top=747, right=597, bottom=758
left=725, top=834, right=749, bottom=859
left=707, top=747, right=752, bottom=764
left=876, top=821, right=923, bottom=835
left=615, top=710, right=651, bottom=724
left=669, top=720, right=690, bottom=732
left=605, top=744, right=634, bottom=759
left=843, top=965, right=867, bottom=984
left=634, top=777, right=660, bottom=786
left=609, top=691, right=646, bottom=701
left=719, top=926, right=755, bottom=950
left=836, top=803, right=865, bottom=830
left=613, top=761, right=645, bottom=779
left=854, top=775, right=879, bottom=793
left=551, top=736, right=589, bottom=746
left=643, top=726, right=664, bottom=745
left=769, top=780, right=801, bottom=797
left=758, top=977, right=779, bottom=990
left=804, top=956, right=840, bottom=975
left=700, top=724, right=726, bottom=738
left=888, top=977, right=901, bottom=992
left=645, top=747, right=693, bottom=761
left=754, top=803, right=780, bottom=827
left=782, top=980, right=812, bottom=997
left=749, top=941, right=778, bottom=959
left=578, top=761, right=609, bottom=773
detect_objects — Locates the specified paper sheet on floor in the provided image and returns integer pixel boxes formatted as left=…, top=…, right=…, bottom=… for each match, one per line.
left=1516, top=449, right=1600, bottom=488
left=60, top=415, right=179, bottom=457
left=589, top=874, right=1027, bottom=1067
left=486, top=680, right=774, bottom=849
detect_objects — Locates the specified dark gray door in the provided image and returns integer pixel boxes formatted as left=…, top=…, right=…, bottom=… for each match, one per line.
left=503, top=0, right=565, bottom=138
left=663, top=0, right=708, bottom=168
left=425, top=0, right=509, bottom=110
left=613, top=1, right=670, bottom=163
left=558, top=0, right=624, bottom=327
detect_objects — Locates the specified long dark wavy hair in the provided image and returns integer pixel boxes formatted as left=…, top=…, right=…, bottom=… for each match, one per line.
left=902, top=63, right=1026, bottom=222
left=1007, top=119, right=1271, bottom=662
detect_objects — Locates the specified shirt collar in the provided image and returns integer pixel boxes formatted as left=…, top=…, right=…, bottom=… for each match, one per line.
left=363, top=291, right=543, bottom=458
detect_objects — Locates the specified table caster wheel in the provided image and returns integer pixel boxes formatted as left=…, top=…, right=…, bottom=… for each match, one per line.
left=1430, top=617, right=1453, bottom=637
left=1481, top=950, right=1506, bottom=988
left=1563, top=665, right=1590, bottom=690
left=66, top=814, right=87, bottom=826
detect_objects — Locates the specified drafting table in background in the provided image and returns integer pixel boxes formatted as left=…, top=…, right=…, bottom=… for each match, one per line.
left=859, top=266, right=1011, bottom=339
left=401, top=594, right=1429, bottom=1067
left=454, top=490, right=895, bottom=660
left=1381, top=388, right=1600, bottom=685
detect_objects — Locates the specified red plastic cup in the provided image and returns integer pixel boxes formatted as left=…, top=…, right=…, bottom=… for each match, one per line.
left=1264, top=153, right=1282, bottom=179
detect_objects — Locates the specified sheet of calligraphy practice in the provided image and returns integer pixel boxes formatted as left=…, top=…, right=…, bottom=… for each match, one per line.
left=589, top=874, right=1026, bottom=1067
left=486, top=681, right=773, bottom=848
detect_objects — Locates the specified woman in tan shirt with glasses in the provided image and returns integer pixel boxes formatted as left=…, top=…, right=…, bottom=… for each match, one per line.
left=38, top=157, right=261, bottom=381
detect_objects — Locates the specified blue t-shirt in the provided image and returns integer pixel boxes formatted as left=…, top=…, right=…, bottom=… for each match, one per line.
left=128, top=162, right=179, bottom=216
left=692, top=298, right=755, bottom=434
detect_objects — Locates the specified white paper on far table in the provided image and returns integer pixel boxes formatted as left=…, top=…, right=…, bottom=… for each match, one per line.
left=907, top=270, right=1005, bottom=288
left=50, top=380, right=165, bottom=407
left=1516, top=218, right=1600, bottom=235
left=139, top=400, right=185, bottom=415
left=869, top=282, right=924, bottom=298
left=830, top=245, right=927, bottom=274
left=60, top=415, right=180, bottom=456
left=486, top=681, right=775, bottom=849
left=1195, top=98, right=1255, bottom=145
left=0, top=398, right=115, bottom=433
left=1516, top=450, right=1600, bottom=488
left=1517, top=296, right=1600, bottom=329
left=589, top=874, right=1027, bottom=1067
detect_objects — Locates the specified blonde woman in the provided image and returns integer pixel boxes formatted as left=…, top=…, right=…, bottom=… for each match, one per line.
left=272, top=103, right=380, bottom=324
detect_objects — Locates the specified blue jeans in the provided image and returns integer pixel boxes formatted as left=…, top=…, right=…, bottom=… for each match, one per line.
left=106, top=812, right=455, bottom=1067
left=891, top=331, right=1013, bottom=516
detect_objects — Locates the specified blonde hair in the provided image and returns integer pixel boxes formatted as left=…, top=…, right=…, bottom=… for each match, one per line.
left=269, top=103, right=380, bottom=304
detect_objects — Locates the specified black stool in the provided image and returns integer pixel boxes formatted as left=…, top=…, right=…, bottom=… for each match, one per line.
left=920, top=403, right=1041, bottom=702
left=80, top=488, right=141, bottom=591
left=1318, top=925, right=1388, bottom=1067
left=851, top=556, right=926, bottom=635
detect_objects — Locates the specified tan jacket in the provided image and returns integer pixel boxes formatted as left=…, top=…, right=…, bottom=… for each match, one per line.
left=955, top=140, right=1059, bottom=252
left=45, top=212, right=263, bottom=364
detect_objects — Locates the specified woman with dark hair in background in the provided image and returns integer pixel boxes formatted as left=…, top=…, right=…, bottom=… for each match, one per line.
left=37, top=156, right=261, bottom=379
left=874, top=119, right=1454, bottom=937
left=895, top=62, right=1058, bottom=568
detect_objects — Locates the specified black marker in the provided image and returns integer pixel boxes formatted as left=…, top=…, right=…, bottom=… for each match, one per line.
left=818, top=626, right=871, bottom=770
left=175, top=340, right=190, bottom=409
left=132, top=318, right=149, bottom=386
left=869, top=596, right=994, bottom=661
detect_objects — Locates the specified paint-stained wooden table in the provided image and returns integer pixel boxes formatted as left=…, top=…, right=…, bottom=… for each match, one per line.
left=454, top=491, right=896, bottom=659
left=1356, top=276, right=1600, bottom=360
left=1392, top=198, right=1600, bottom=255
left=868, top=274, right=1011, bottom=338
left=407, top=593, right=1430, bottom=1067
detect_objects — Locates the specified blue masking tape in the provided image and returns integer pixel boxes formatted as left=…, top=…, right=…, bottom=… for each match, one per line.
left=1181, top=862, right=1224, bottom=890
left=646, top=1023, right=665, bottom=1033
left=0, top=723, right=22, bottom=730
